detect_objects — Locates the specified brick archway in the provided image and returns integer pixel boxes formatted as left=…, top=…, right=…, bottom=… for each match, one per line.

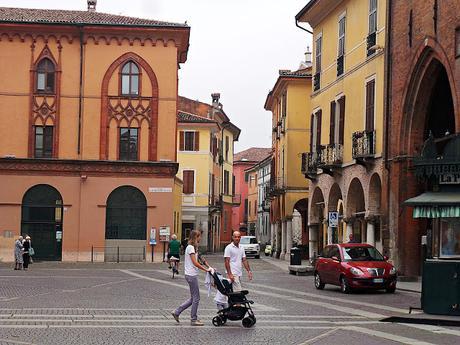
left=100, top=52, right=159, bottom=161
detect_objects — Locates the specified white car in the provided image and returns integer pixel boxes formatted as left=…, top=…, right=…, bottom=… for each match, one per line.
left=239, top=236, right=260, bottom=259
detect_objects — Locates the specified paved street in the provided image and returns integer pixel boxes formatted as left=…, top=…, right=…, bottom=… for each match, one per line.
left=0, top=256, right=459, bottom=345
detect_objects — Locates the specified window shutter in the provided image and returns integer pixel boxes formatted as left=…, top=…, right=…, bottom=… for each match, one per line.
left=194, top=132, right=200, bottom=151
left=366, top=80, right=375, bottom=131
left=338, top=96, right=346, bottom=144
left=183, top=170, right=194, bottom=194
left=310, top=114, right=314, bottom=152
left=316, top=110, right=322, bottom=151
left=179, top=131, right=184, bottom=151
left=329, top=101, right=336, bottom=144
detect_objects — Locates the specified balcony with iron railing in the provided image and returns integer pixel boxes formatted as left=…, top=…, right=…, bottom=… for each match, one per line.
left=337, top=55, right=344, bottom=77
left=318, top=144, right=343, bottom=169
left=367, top=32, right=377, bottom=57
left=269, top=176, right=285, bottom=196
left=352, top=130, right=376, bottom=160
left=301, top=152, right=319, bottom=176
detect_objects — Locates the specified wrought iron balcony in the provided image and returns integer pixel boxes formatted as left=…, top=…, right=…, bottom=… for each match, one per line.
left=263, top=199, right=270, bottom=211
left=232, top=194, right=241, bottom=206
left=318, top=144, right=343, bottom=169
left=337, top=55, right=344, bottom=77
left=313, top=72, right=321, bottom=91
left=352, top=130, right=376, bottom=160
left=367, top=32, right=377, bottom=56
left=301, top=152, right=319, bottom=176
left=269, top=177, right=285, bottom=196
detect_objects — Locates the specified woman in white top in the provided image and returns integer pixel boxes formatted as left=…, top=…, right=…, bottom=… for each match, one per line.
left=172, top=230, right=212, bottom=326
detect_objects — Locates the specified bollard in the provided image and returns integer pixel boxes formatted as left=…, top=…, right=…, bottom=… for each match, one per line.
left=91, top=246, right=94, bottom=263
left=117, top=246, right=120, bottom=263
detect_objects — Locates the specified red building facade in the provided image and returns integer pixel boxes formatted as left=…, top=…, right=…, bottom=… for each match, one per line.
left=384, top=0, right=460, bottom=276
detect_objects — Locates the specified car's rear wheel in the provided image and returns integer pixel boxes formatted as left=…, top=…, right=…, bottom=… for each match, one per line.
left=314, top=272, right=325, bottom=290
left=340, top=276, right=351, bottom=294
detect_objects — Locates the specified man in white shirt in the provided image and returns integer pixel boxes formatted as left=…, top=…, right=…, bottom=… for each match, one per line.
left=224, top=231, right=253, bottom=292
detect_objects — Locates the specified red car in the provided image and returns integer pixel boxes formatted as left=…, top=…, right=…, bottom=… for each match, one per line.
left=314, top=243, right=397, bottom=293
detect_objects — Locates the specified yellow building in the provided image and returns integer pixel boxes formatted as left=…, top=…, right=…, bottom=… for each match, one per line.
left=245, top=169, right=258, bottom=235
left=297, top=0, right=386, bottom=257
left=265, top=67, right=312, bottom=260
left=177, top=94, right=240, bottom=252
left=0, top=4, right=189, bottom=262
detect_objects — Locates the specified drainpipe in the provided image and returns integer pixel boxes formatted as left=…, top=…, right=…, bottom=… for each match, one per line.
left=77, top=25, right=84, bottom=156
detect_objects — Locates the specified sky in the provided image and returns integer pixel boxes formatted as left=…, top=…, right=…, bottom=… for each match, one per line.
left=0, top=0, right=312, bottom=152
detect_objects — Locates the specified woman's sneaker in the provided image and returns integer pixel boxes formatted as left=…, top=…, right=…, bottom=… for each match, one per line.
left=171, top=312, right=179, bottom=323
left=191, top=319, right=204, bottom=326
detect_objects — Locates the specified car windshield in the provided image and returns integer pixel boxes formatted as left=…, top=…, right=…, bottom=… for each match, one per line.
left=240, top=237, right=257, bottom=244
left=342, top=246, right=384, bottom=261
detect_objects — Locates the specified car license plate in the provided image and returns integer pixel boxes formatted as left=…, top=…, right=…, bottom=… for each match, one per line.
left=373, top=278, right=384, bottom=283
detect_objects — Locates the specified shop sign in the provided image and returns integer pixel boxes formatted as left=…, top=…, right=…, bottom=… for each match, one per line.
left=159, top=226, right=170, bottom=242
left=149, top=187, right=172, bottom=193
left=439, top=173, right=460, bottom=184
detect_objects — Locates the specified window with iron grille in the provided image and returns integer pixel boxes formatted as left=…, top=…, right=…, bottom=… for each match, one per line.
left=34, top=126, right=53, bottom=158
left=119, top=127, right=138, bottom=161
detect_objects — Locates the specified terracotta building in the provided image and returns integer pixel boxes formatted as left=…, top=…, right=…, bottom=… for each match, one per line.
left=0, top=4, right=189, bottom=262
left=384, top=0, right=460, bottom=276
left=232, top=148, right=272, bottom=235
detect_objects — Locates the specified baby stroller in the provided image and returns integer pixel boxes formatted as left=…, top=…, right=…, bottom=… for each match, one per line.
left=210, top=271, right=256, bottom=328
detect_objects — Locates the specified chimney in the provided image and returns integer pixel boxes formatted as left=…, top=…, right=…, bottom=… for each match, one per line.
left=304, top=46, right=312, bottom=66
left=87, top=0, right=97, bottom=12
left=210, top=93, right=222, bottom=119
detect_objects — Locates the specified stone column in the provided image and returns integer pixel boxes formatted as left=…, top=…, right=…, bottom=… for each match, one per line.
left=365, top=216, right=377, bottom=246
left=327, top=226, right=333, bottom=245
left=309, top=224, right=318, bottom=259
left=285, top=218, right=293, bottom=261
left=280, top=220, right=286, bottom=260
left=292, top=210, right=302, bottom=245
left=343, top=217, right=354, bottom=243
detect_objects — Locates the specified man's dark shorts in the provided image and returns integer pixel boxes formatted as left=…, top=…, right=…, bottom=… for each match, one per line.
left=168, top=253, right=180, bottom=261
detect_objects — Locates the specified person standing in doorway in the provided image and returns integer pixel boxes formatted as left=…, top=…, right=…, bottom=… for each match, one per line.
left=22, top=236, right=31, bottom=271
left=172, top=230, right=212, bottom=326
left=224, top=231, right=253, bottom=292
left=14, top=235, right=23, bottom=270
left=348, top=233, right=359, bottom=243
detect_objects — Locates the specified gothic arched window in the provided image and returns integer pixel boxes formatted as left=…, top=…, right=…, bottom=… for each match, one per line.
left=36, top=58, right=55, bottom=93
left=121, top=61, right=140, bottom=96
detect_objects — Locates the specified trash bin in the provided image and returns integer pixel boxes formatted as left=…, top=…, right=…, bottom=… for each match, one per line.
left=290, top=247, right=301, bottom=265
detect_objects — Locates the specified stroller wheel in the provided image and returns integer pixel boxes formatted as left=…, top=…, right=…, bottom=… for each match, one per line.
left=242, top=316, right=255, bottom=328
left=212, top=316, right=224, bottom=327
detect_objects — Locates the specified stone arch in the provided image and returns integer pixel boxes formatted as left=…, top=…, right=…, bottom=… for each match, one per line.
left=368, top=173, right=382, bottom=216
left=400, top=41, right=457, bottom=156
left=100, top=52, right=159, bottom=161
left=328, top=183, right=343, bottom=243
left=346, top=178, right=365, bottom=217
left=293, top=198, right=308, bottom=246
left=21, top=184, right=63, bottom=261
left=309, top=187, right=325, bottom=225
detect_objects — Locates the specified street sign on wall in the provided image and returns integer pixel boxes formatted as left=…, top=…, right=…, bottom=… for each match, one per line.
left=328, top=211, right=339, bottom=227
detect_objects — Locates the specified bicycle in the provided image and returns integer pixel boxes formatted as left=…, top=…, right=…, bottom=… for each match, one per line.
left=170, top=255, right=180, bottom=279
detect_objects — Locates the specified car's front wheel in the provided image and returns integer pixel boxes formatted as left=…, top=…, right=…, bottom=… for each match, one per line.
left=314, top=272, right=325, bottom=290
left=340, top=276, right=351, bottom=294
left=386, top=286, right=396, bottom=293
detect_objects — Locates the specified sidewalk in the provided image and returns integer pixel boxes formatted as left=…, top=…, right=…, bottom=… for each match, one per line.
left=261, top=256, right=422, bottom=293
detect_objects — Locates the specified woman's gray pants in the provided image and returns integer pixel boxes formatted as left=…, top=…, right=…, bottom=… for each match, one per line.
left=175, top=275, right=200, bottom=321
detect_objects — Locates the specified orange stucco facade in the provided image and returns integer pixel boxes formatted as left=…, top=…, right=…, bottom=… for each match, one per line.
left=0, top=9, right=189, bottom=262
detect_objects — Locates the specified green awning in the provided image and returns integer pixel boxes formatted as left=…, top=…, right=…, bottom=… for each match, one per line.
left=404, top=192, right=460, bottom=218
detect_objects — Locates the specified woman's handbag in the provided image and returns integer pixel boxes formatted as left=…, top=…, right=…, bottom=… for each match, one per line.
left=29, top=247, right=35, bottom=256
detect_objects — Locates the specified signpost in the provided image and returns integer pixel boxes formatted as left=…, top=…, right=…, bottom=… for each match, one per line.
left=328, top=211, right=339, bottom=227
left=159, top=226, right=170, bottom=262
left=149, top=227, right=156, bottom=262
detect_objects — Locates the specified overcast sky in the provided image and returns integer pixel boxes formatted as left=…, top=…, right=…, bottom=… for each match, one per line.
left=0, top=0, right=312, bottom=152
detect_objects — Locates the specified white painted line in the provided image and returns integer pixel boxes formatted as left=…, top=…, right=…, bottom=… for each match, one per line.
left=343, top=326, right=436, bottom=345
left=297, top=328, right=339, bottom=345
left=0, top=338, right=36, bottom=345
left=401, top=323, right=460, bottom=337
left=246, top=282, right=412, bottom=314
left=120, top=269, right=279, bottom=312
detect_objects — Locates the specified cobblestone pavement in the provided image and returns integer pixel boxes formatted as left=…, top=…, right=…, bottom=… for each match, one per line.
left=0, top=256, right=459, bottom=344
